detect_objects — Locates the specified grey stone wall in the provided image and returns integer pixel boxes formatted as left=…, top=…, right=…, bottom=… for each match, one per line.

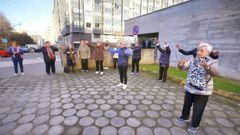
left=125, top=0, right=240, bottom=80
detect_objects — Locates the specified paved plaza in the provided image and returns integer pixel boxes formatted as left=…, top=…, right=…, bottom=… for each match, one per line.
left=0, top=70, right=239, bottom=135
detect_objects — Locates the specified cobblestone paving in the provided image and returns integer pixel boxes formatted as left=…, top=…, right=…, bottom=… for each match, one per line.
left=0, top=70, right=239, bottom=135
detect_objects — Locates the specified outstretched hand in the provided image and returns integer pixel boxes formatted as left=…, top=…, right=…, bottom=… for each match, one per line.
left=176, top=44, right=181, bottom=49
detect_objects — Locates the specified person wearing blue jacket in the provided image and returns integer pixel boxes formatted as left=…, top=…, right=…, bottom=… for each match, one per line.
left=8, top=41, right=24, bottom=76
left=157, top=41, right=171, bottom=82
left=106, top=41, right=131, bottom=89
left=131, top=43, right=142, bottom=74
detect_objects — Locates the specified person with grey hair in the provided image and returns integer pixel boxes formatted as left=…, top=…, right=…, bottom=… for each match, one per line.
left=106, top=41, right=131, bottom=89
left=176, top=42, right=219, bottom=133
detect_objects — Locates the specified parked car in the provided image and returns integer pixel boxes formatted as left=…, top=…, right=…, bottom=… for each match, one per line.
left=26, top=44, right=42, bottom=53
left=0, top=48, right=10, bottom=57
left=21, top=46, right=30, bottom=53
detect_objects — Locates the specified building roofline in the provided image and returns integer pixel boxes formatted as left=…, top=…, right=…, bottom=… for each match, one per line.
left=124, top=0, right=192, bottom=22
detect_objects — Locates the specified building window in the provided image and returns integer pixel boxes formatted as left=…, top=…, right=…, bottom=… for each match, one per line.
left=73, top=8, right=79, bottom=13
left=74, top=20, right=80, bottom=27
left=95, top=23, right=100, bottom=28
left=86, top=23, right=91, bottom=28
left=94, top=34, right=100, bottom=38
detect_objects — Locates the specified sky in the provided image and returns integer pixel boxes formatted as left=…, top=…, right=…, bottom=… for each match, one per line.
left=0, top=0, right=53, bottom=36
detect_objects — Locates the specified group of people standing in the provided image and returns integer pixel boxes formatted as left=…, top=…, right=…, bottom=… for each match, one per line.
left=8, top=39, right=219, bottom=133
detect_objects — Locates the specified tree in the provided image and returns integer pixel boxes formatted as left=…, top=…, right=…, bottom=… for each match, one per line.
left=9, top=32, right=35, bottom=45
left=0, top=12, right=12, bottom=37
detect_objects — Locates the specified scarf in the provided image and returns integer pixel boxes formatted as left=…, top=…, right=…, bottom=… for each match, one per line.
left=46, top=46, right=55, bottom=60
left=11, top=47, right=22, bottom=59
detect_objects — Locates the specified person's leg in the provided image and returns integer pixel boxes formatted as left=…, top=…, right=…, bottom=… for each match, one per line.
left=96, top=60, right=99, bottom=71
left=159, top=64, right=164, bottom=80
left=123, top=66, right=128, bottom=84
left=51, top=60, right=56, bottom=74
left=132, top=59, right=136, bottom=72
left=113, top=58, right=117, bottom=69
left=180, top=91, right=194, bottom=120
left=191, top=95, right=209, bottom=128
left=86, top=59, right=89, bottom=71
left=136, top=59, right=140, bottom=73
left=45, top=61, right=50, bottom=74
left=81, top=59, right=85, bottom=71
left=162, top=65, right=169, bottom=82
left=18, top=59, right=24, bottom=73
left=12, top=59, right=18, bottom=74
left=100, top=60, right=103, bottom=72
left=118, top=66, right=124, bottom=84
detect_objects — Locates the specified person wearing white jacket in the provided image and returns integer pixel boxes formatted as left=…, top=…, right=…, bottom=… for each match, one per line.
left=176, top=42, right=219, bottom=133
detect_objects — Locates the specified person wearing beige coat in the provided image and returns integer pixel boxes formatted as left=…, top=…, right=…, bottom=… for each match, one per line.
left=77, top=40, right=90, bottom=72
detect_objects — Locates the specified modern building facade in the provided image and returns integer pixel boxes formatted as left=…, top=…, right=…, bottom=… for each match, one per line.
left=125, top=0, right=240, bottom=80
left=52, top=0, right=190, bottom=45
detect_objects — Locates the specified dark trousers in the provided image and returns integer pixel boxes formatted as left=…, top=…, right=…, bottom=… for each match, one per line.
left=180, top=91, right=209, bottom=127
left=96, top=60, right=103, bottom=71
left=132, top=59, right=140, bottom=72
left=113, top=58, right=118, bottom=69
left=12, top=58, right=24, bottom=74
left=45, top=60, right=55, bottom=74
left=118, top=66, right=128, bottom=84
left=81, top=59, right=88, bottom=70
left=159, top=63, right=169, bottom=82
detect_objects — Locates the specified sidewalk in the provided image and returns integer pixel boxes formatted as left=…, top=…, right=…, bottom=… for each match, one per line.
left=0, top=70, right=239, bottom=135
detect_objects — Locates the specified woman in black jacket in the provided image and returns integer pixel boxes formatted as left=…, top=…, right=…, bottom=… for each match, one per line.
left=41, top=41, right=58, bottom=75
left=64, top=45, right=76, bottom=73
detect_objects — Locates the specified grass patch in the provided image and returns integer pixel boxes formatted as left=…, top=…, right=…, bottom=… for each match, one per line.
left=141, top=64, right=240, bottom=94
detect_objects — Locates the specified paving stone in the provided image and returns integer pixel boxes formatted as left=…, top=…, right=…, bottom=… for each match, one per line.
left=18, top=114, right=35, bottom=123
left=33, top=115, right=49, bottom=125
left=87, top=104, right=98, bottom=110
left=0, top=107, right=11, bottom=114
left=146, top=110, right=160, bottom=118
left=37, top=107, right=50, bottom=115
left=125, top=104, right=137, bottom=111
left=37, top=102, right=50, bottom=108
left=137, top=127, right=153, bottom=135
left=13, top=123, right=33, bottom=135
left=79, top=117, right=94, bottom=126
left=0, top=122, right=17, bottom=134
left=142, top=118, right=157, bottom=127
left=216, top=117, right=234, bottom=127
left=119, top=110, right=131, bottom=118
left=62, top=103, right=74, bottom=109
left=133, top=110, right=146, bottom=118
left=64, top=116, right=78, bottom=126
left=111, top=117, right=125, bottom=127
left=84, top=99, right=95, bottom=104
left=65, top=127, right=81, bottom=135
left=50, top=109, right=62, bottom=115
left=77, top=109, right=90, bottom=117
left=170, top=127, right=188, bottom=135
left=49, top=116, right=64, bottom=125
left=32, top=124, right=49, bottom=135
left=157, top=118, right=173, bottom=128
left=50, top=103, right=62, bottom=109
left=83, top=126, right=99, bottom=135
left=96, top=99, right=106, bottom=104
left=154, top=127, right=171, bottom=135
left=21, top=107, right=37, bottom=115
left=138, top=105, right=149, bottom=111
left=61, top=98, right=72, bottom=104
left=63, top=108, right=76, bottom=117
left=160, top=110, right=173, bottom=118
left=127, top=118, right=141, bottom=127
left=204, top=127, right=222, bottom=135
left=101, top=126, right=117, bottom=135
left=100, top=104, right=111, bottom=110
left=119, top=99, right=129, bottom=105
left=2, top=114, right=21, bottom=124
left=48, top=125, right=64, bottom=135
left=95, top=117, right=109, bottom=127
left=118, top=126, right=135, bottom=135
left=105, top=110, right=117, bottom=118
left=91, top=110, right=103, bottom=117
left=107, top=99, right=118, bottom=105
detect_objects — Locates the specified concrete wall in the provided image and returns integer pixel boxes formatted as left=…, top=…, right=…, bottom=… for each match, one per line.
left=125, top=0, right=240, bottom=80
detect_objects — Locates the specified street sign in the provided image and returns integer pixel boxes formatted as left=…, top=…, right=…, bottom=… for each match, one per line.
left=132, top=25, right=139, bottom=35
left=1, top=38, right=8, bottom=43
